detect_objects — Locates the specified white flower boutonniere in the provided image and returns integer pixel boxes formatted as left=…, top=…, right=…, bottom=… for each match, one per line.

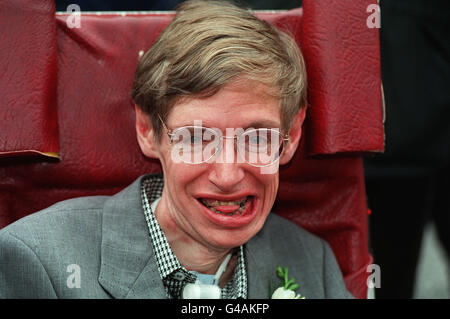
left=270, top=266, right=306, bottom=299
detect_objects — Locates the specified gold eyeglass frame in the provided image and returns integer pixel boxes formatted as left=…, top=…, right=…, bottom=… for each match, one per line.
left=157, top=114, right=289, bottom=167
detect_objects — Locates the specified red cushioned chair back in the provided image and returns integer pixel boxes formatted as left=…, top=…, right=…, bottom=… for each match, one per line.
left=0, top=0, right=383, bottom=299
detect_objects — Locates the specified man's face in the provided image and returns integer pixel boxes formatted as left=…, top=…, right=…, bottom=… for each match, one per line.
left=145, top=80, right=290, bottom=250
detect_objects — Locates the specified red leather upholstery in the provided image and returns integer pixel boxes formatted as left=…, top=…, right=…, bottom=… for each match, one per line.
left=0, top=0, right=59, bottom=158
left=0, top=0, right=383, bottom=299
left=301, top=0, right=383, bottom=155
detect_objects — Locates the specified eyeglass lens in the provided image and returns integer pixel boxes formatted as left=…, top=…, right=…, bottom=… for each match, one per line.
left=170, top=127, right=283, bottom=166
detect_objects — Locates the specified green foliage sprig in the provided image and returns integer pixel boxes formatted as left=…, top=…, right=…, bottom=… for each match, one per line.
left=276, top=266, right=299, bottom=291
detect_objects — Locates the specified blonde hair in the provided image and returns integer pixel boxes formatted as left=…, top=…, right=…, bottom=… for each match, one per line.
left=131, top=0, right=307, bottom=141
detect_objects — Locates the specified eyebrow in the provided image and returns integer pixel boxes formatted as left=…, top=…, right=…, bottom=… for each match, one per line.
left=244, top=120, right=281, bottom=129
left=169, top=117, right=282, bottom=133
left=172, top=120, right=280, bottom=129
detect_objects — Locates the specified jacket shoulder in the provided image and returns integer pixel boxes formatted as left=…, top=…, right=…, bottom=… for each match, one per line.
left=0, top=195, right=114, bottom=298
left=0, top=195, right=109, bottom=249
left=261, top=213, right=324, bottom=249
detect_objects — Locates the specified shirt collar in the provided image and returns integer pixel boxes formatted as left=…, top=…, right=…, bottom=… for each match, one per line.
left=140, top=174, right=247, bottom=299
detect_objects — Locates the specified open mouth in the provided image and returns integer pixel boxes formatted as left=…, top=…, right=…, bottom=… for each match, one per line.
left=198, top=196, right=254, bottom=217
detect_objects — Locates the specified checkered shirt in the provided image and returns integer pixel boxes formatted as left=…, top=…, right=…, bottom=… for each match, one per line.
left=141, top=174, right=248, bottom=299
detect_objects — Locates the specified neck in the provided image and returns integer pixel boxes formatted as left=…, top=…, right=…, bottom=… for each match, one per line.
left=154, top=195, right=231, bottom=275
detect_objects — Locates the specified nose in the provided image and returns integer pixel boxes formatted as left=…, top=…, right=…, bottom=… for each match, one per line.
left=208, top=162, right=245, bottom=192
left=208, top=136, right=245, bottom=192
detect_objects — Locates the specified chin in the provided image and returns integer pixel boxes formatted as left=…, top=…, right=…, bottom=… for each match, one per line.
left=205, top=222, right=265, bottom=249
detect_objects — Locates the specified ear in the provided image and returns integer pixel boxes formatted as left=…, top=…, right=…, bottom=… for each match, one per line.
left=279, top=107, right=306, bottom=165
left=135, top=105, right=160, bottom=159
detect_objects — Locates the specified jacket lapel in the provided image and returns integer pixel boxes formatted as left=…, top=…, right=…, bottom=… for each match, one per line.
left=245, top=218, right=278, bottom=299
left=98, top=174, right=166, bottom=298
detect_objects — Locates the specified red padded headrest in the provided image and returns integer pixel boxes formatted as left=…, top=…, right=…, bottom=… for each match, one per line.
left=0, top=1, right=59, bottom=159
left=0, top=1, right=383, bottom=159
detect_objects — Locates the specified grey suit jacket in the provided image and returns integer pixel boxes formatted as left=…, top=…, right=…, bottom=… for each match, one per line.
left=0, top=174, right=353, bottom=299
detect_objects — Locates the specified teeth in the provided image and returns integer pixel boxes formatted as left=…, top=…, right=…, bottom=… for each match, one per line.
left=199, top=196, right=253, bottom=217
left=204, top=201, right=248, bottom=216
left=201, top=197, right=249, bottom=207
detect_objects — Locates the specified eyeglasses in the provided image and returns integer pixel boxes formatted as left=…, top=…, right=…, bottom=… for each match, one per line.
left=158, top=114, right=289, bottom=167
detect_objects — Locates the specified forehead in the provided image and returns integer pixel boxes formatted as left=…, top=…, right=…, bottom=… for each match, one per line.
left=167, top=80, right=281, bottom=129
